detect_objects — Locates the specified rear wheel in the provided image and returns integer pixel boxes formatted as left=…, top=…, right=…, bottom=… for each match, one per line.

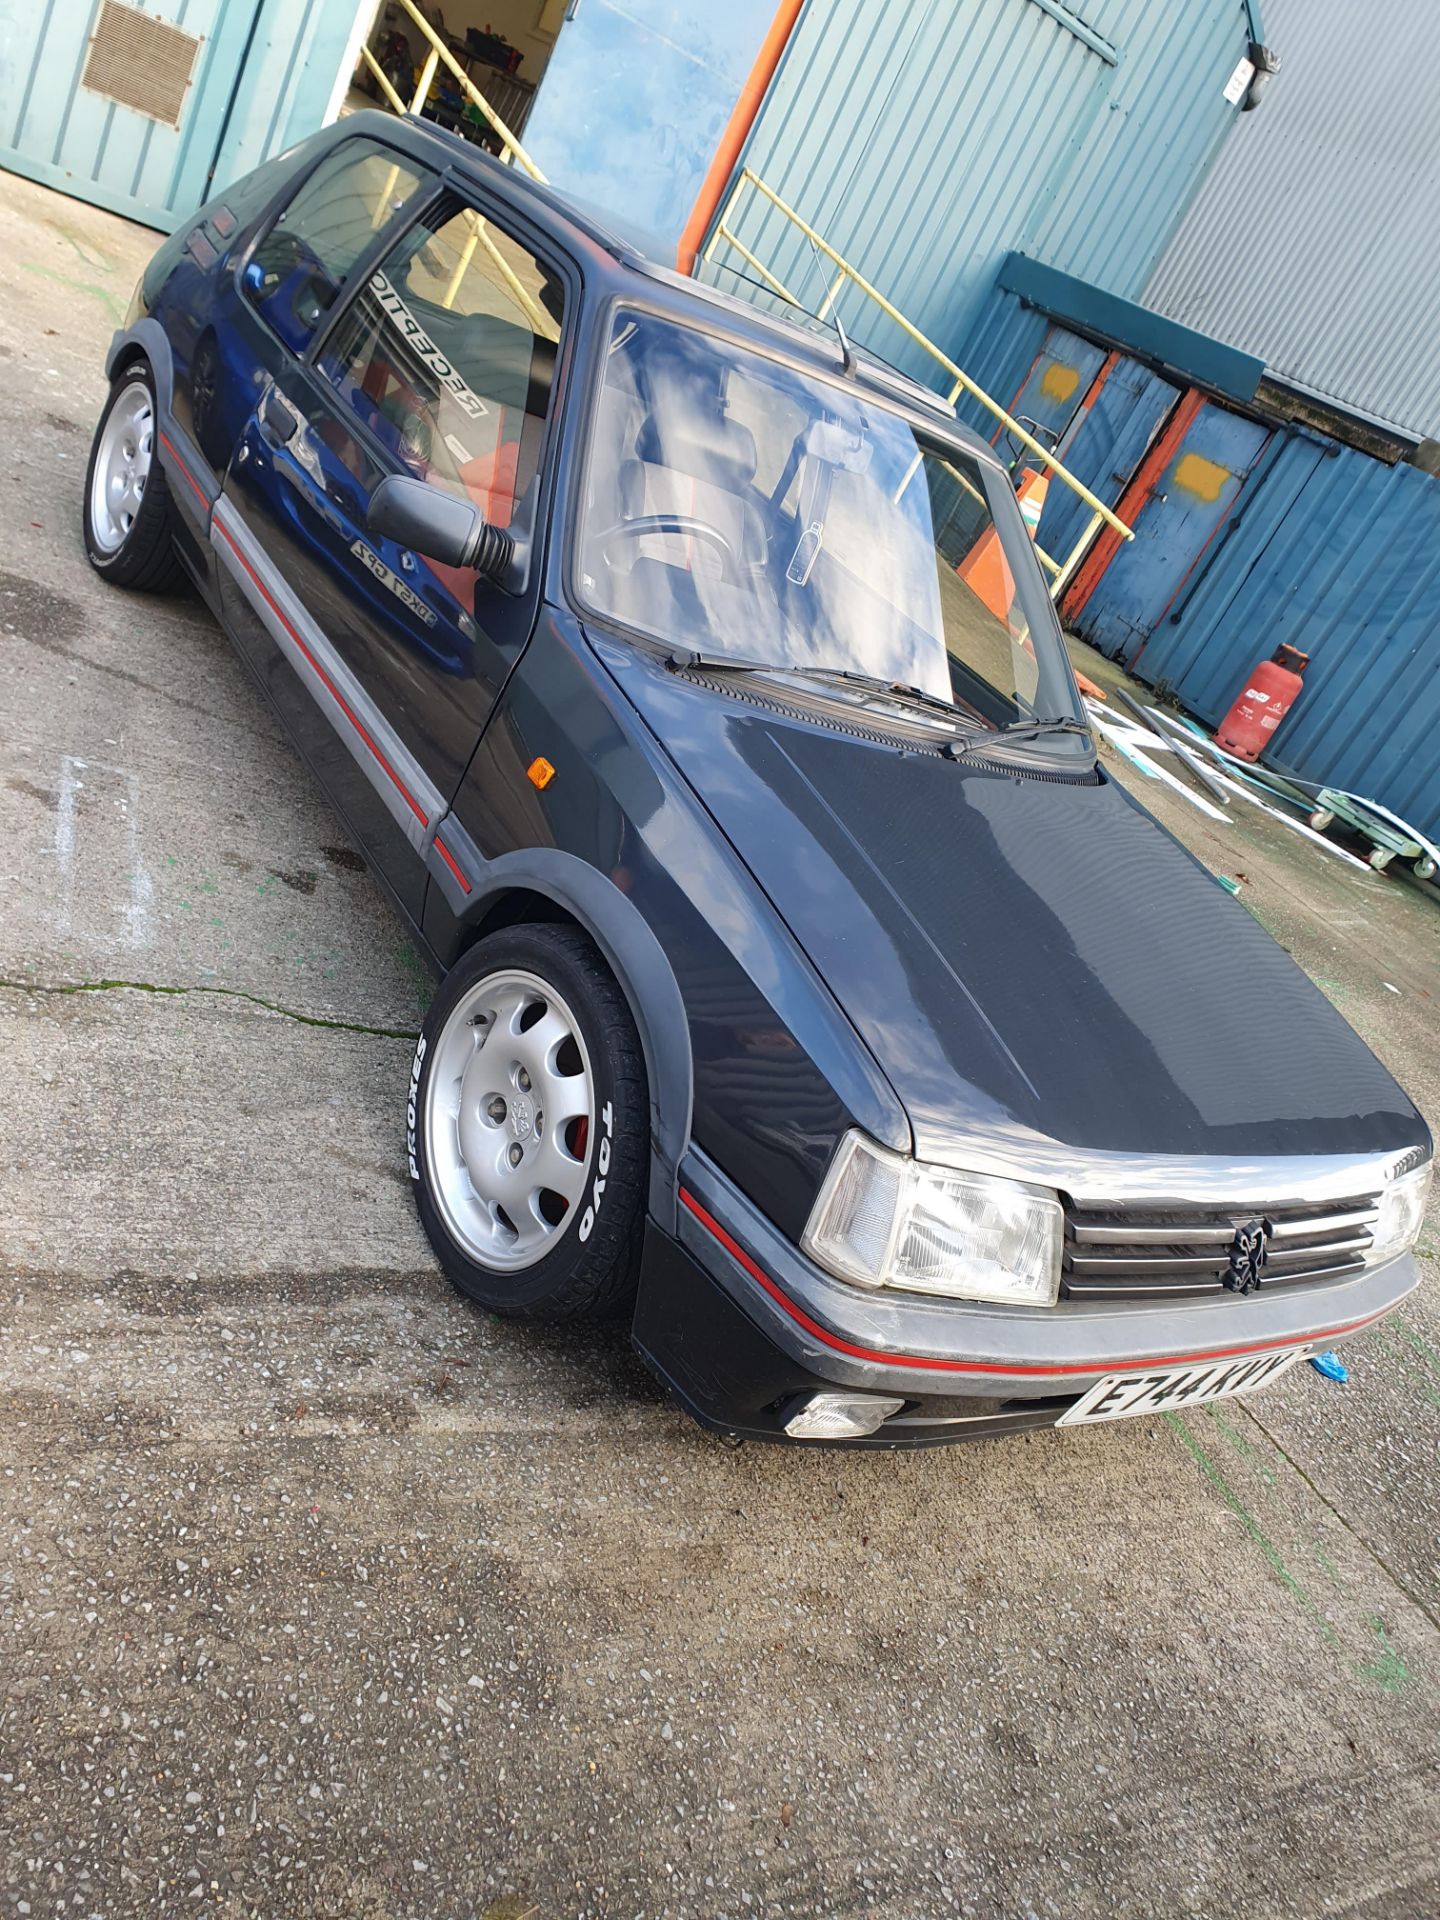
left=409, top=924, right=649, bottom=1321
left=82, top=362, right=184, bottom=591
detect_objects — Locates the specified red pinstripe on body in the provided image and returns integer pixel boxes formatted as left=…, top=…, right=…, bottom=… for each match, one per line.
left=433, top=833, right=471, bottom=893
left=214, top=517, right=429, bottom=829
left=158, top=431, right=210, bottom=511
left=677, top=1187, right=1386, bottom=1380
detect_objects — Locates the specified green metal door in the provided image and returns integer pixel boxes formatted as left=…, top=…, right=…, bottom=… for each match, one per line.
left=0, top=0, right=263, bottom=229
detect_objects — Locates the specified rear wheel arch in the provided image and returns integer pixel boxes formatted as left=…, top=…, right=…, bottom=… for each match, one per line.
left=83, top=359, right=184, bottom=593
left=108, top=341, right=149, bottom=384
left=439, top=853, right=693, bottom=1226
left=105, top=318, right=175, bottom=414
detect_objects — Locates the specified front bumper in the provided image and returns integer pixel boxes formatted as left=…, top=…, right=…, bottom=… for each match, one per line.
left=632, top=1149, right=1420, bottom=1447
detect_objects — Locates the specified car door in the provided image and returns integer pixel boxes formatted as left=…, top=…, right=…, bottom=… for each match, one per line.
left=214, top=172, right=570, bottom=916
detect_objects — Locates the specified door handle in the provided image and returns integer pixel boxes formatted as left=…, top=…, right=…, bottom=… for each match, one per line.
left=260, top=389, right=299, bottom=446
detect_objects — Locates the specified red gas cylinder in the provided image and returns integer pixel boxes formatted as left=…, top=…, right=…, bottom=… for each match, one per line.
left=1215, top=644, right=1309, bottom=761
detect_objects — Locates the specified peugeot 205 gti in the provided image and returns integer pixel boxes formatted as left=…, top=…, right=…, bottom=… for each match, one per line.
left=83, top=114, right=1431, bottom=1445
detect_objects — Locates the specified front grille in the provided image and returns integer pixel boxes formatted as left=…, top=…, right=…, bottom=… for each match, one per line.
left=1062, top=1194, right=1380, bottom=1301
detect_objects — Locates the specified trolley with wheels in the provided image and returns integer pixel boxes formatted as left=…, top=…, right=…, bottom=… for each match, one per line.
left=1309, top=788, right=1440, bottom=881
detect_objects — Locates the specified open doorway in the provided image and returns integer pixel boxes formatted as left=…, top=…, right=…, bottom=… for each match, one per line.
left=348, top=0, right=568, bottom=149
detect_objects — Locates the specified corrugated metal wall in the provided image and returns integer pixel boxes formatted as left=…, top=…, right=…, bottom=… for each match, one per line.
left=948, top=279, right=1440, bottom=837
left=720, top=0, right=1440, bottom=833
left=208, top=0, right=367, bottom=206
left=724, top=0, right=1253, bottom=388
left=1144, top=0, right=1440, bottom=441
left=949, top=287, right=1050, bottom=438
left=1, top=0, right=256, bottom=227
left=0, top=0, right=358, bottom=231
left=1131, top=440, right=1440, bottom=837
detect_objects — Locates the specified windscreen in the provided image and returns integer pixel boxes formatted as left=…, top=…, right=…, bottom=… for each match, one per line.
left=577, top=309, right=1075, bottom=729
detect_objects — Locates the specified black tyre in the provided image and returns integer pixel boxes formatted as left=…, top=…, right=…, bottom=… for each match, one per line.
left=409, top=923, right=649, bottom=1322
left=82, top=361, right=185, bottom=592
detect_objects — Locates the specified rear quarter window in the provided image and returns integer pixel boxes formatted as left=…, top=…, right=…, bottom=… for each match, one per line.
left=241, top=139, right=427, bottom=356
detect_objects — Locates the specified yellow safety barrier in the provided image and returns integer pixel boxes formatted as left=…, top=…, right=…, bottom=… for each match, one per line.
left=704, top=168, right=1133, bottom=597
left=360, top=0, right=546, bottom=184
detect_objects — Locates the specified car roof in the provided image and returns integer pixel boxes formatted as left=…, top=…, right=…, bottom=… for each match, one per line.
left=338, top=113, right=1000, bottom=465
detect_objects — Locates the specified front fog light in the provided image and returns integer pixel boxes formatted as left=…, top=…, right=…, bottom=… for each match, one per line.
left=1369, top=1160, right=1432, bottom=1266
left=781, top=1391, right=906, bottom=1440
left=802, top=1132, right=1063, bottom=1307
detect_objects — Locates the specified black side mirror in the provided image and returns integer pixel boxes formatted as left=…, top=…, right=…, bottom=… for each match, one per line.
left=366, top=474, right=513, bottom=579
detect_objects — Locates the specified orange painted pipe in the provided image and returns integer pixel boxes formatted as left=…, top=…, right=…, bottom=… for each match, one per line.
left=1063, top=390, right=1206, bottom=623
left=675, top=0, right=805, bottom=276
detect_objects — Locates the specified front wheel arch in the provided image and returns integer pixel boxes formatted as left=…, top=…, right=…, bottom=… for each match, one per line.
left=431, top=853, right=694, bottom=1230
left=411, top=921, right=649, bottom=1321
left=461, top=886, right=581, bottom=947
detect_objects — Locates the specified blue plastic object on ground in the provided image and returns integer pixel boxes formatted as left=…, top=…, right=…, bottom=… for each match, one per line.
left=1310, top=1350, right=1349, bottom=1382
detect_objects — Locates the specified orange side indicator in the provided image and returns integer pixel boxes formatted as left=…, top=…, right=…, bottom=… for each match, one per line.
left=527, top=756, right=556, bottom=790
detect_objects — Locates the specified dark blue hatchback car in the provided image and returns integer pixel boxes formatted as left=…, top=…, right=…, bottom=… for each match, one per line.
left=85, top=113, right=1430, bottom=1445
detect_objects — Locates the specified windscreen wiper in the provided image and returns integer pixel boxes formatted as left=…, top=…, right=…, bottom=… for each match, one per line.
left=665, top=650, right=965, bottom=724
left=801, top=665, right=972, bottom=723
left=944, top=716, right=1092, bottom=763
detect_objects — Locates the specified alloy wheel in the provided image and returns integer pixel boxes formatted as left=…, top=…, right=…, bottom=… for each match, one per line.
left=423, top=967, right=596, bottom=1270
left=89, top=382, right=154, bottom=554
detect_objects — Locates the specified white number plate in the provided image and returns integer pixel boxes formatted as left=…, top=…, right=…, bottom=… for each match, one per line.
left=1057, top=1345, right=1309, bottom=1427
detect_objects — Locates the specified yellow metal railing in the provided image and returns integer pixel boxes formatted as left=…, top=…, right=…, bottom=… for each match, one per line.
left=359, top=0, right=546, bottom=183
left=357, top=3, right=557, bottom=335
left=704, top=168, right=1134, bottom=597
left=442, top=206, right=559, bottom=340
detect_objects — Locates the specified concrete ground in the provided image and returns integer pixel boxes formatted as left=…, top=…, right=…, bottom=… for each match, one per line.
left=1, top=170, right=1438, bottom=1920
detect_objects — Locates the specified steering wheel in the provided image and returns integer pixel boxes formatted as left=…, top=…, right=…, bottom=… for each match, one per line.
left=600, top=512, right=736, bottom=578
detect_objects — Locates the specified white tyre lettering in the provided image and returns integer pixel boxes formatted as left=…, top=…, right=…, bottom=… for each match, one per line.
left=579, top=1101, right=617, bottom=1238
left=407, top=1034, right=428, bottom=1178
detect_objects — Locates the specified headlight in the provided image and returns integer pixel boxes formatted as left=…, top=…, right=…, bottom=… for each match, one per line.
left=802, top=1131, right=1063, bottom=1307
left=1369, top=1160, right=1432, bottom=1266
left=123, top=274, right=148, bottom=328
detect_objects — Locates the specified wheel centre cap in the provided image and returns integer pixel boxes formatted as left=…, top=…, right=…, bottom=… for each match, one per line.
left=510, top=1093, right=536, bottom=1141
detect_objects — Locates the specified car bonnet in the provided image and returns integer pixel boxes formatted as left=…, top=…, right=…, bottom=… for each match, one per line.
left=604, top=645, right=1424, bottom=1172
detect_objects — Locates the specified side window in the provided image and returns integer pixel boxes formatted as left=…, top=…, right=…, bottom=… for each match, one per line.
left=242, top=141, right=426, bottom=356
left=314, top=197, right=565, bottom=533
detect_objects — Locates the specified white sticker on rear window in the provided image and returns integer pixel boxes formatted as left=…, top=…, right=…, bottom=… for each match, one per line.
left=370, top=270, right=490, bottom=422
